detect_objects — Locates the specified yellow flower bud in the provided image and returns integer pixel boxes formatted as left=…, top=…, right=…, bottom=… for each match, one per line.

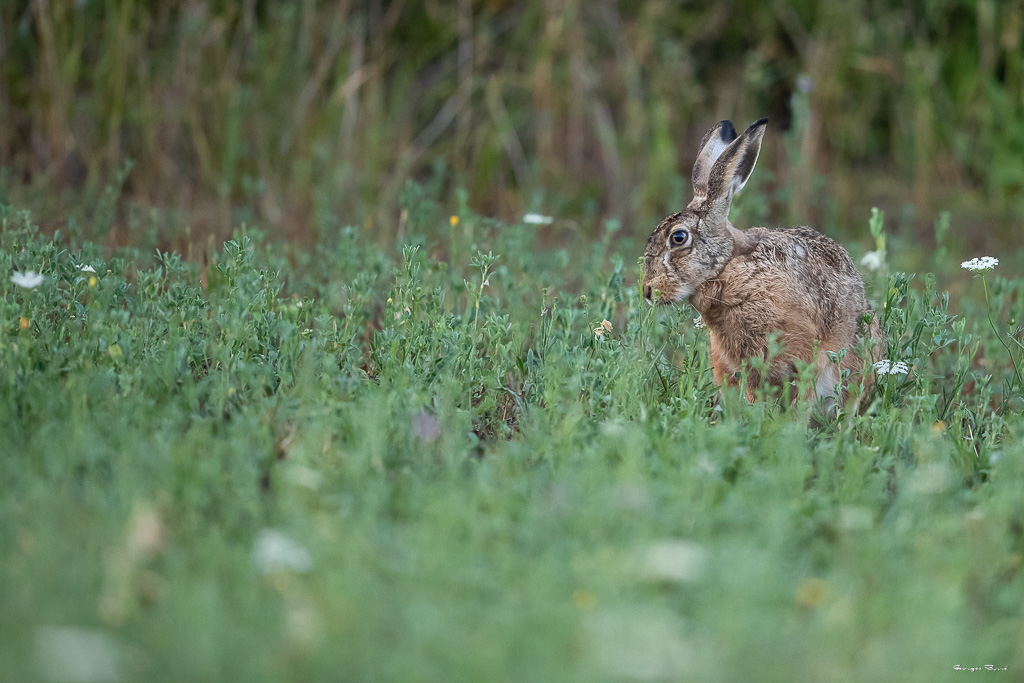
left=796, top=578, right=828, bottom=607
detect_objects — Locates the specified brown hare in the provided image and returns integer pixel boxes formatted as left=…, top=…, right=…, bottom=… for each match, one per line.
left=641, top=118, right=884, bottom=411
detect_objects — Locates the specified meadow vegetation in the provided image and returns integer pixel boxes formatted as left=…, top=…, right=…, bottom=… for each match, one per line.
left=3, top=1, right=1024, bottom=681
left=2, top=188, right=1024, bottom=680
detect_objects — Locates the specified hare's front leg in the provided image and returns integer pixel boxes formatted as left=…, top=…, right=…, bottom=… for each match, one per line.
left=709, top=340, right=738, bottom=389
left=710, top=339, right=764, bottom=403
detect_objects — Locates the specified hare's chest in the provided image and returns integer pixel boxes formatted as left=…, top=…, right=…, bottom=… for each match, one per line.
left=707, top=323, right=798, bottom=392
left=706, top=307, right=794, bottom=368
left=705, top=302, right=774, bottom=357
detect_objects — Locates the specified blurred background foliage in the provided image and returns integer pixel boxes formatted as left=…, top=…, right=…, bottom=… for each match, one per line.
left=0, top=0, right=1022, bottom=249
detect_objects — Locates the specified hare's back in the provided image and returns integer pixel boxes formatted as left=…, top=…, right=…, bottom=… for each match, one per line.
left=777, top=227, right=861, bottom=278
left=742, top=226, right=871, bottom=326
left=749, top=227, right=863, bottom=284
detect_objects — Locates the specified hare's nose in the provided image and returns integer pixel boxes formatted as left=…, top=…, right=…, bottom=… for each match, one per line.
left=643, top=284, right=653, bottom=301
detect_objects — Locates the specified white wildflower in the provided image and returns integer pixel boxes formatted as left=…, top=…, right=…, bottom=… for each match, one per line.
left=11, top=270, right=45, bottom=289
left=692, top=316, right=706, bottom=330
left=35, top=626, right=121, bottom=683
left=637, top=540, right=707, bottom=583
left=253, top=529, right=312, bottom=574
left=961, top=256, right=998, bottom=273
left=594, top=319, right=612, bottom=340
left=594, top=327, right=605, bottom=340
left=859, top=250, right=884, bottom=271
left=601, top=319, right=613, bottom=332
left=80, top=265, right=96, bottom=273
left=522, top=212, right=554, bottom=225
left=874, top=359, right=910, bottom=376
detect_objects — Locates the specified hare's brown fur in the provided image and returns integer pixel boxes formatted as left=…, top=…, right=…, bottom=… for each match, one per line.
left=642, top=118, right=884, bottom=409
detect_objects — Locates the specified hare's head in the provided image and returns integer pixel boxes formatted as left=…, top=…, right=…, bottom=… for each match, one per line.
left=642, top=118, right=767, bottom=304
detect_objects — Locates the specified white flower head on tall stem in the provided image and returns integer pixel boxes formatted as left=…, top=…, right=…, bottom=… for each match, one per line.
left=874, top=359, right=910, bottom=376
left=890, top=361, right=909, bottom=375
left=11, top=271, right=44, bottom=289
left=966, top=254, right=1024, bottom=389
left=961, top=256, right=998, bottom=273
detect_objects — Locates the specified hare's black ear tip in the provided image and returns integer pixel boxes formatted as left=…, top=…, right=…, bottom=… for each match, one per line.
left=751, top=117, right=769, bottom=130
left=718, top=120, right=738, bottom=141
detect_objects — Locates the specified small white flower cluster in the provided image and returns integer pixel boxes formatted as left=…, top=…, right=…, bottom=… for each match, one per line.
left=12, top=266, right=99, bottom=289
left=11, top=270, right=45, bottom=289
left=859, top=250, right=885, bottom=272
left=692, top=316, right=706, bottom=330
left=523, top=212, right=554, bottom=225
left=874, top=359, right=909, bottom=376
left=961, top=256, right=998, bottom=273
left=638, top=540, right=707, bottom=583
left=593, top=319, right=613, bottom=340
left=252, top=529, right=312, bottom=574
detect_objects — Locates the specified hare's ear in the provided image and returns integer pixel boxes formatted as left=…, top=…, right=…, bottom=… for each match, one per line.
left=705, top=118, right=768, bottom=214
left=691, top=121, right=737, bottom=201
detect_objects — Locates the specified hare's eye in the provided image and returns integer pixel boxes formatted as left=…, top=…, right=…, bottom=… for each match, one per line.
left=670, top=230, right=691, bottom=247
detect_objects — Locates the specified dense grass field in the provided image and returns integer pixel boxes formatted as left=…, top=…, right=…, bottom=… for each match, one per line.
left=2, top=190, right=1024, bottom=682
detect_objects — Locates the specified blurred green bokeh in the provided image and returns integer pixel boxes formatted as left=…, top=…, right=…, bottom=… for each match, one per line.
left=1, top=0, right=1022, bottom=247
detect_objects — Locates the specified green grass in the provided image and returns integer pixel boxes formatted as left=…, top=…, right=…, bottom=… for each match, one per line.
left=2, top=193, right=1024, bottom=682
